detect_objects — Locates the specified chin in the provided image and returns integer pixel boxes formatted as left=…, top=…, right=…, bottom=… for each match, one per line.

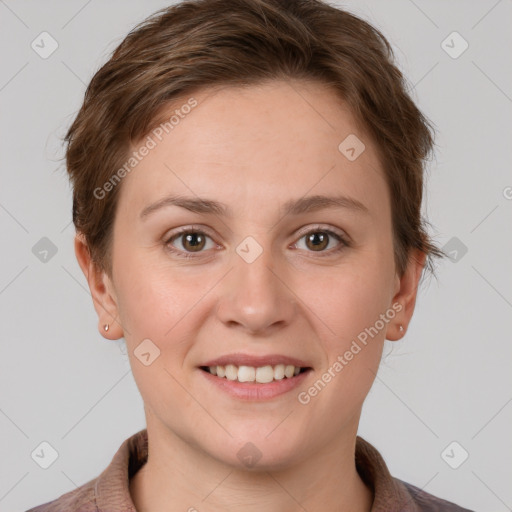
left=208, top=428, right=305, bottom=471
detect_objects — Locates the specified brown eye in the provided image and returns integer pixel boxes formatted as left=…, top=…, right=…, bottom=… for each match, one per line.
left=165, top=230, right=216, bottom=257
left=305, top=232, right=329, bottom=251
left=181, top=232, right=206, bottom=252
left=293, top=228, right=348, bottom=256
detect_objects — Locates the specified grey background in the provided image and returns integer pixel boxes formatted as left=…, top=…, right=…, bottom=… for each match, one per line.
left=1, top=1, right=511, bottom=511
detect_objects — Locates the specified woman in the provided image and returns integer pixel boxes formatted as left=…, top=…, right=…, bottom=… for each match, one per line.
left=27, top=0, right=474, bottom=510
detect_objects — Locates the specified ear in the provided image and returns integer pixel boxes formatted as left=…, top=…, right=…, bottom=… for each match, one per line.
left=386, top=249, right=426, bottom=341
left=74, top=232, right=124, bottom=340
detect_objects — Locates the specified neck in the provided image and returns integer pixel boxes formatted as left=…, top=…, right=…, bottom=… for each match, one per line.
left=130, top=416, right=373, bottom=512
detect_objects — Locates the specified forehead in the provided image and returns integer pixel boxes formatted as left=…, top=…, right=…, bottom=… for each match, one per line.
left=117, top=79, right=388, bottom=220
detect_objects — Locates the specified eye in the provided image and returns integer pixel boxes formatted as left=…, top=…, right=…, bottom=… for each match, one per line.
left=164, top=225, right=349, bottom=259
left=292, top=227, right=348, bottom=255
left=165, top=228, right=217, bottom=258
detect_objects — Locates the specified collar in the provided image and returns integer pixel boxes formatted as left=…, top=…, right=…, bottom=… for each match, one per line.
left=93, top=429, right=419, bottom=511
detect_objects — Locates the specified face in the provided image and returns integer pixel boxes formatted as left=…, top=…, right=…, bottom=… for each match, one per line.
left=80, top=79, right=421, bottom=470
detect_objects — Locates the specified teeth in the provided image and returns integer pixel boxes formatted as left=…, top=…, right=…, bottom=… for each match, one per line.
left=238, top=365, right=256, bottom=382
left=274, top=364, right=285, bottom=380
left=225, top=364, right=238, bottom=381
left=284, top=364, right=295, bottom=378
left=255, top=366, right=274, bottom=383
left=206, top=364, right=305, bottom=383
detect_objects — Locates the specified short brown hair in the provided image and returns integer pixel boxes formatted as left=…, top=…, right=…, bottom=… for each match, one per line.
left=65, top=0, right=444, bottom=278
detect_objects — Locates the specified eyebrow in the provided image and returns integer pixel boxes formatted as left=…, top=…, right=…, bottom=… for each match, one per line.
left=139, top=193, right=369, bottom=220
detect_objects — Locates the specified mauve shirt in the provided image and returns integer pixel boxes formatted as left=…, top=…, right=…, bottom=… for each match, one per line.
left=26, top=429, right=475, bottom=511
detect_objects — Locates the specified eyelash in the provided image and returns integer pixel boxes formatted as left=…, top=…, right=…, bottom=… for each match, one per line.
left=164, top=225, right=350, bottom=260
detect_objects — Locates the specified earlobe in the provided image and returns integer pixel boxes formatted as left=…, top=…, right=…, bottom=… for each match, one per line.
left=74, top=233, right=124, bottom=340
left=386, top=249, right=427, bottom=342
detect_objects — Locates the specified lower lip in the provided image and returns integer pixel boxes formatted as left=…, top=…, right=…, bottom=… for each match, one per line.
left=198, top=368, right=312, bottom=401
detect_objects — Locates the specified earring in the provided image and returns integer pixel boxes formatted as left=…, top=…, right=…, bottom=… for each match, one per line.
left=103, top=324, right=110, bottom=332
left=399, top=324, right=404, bottom=332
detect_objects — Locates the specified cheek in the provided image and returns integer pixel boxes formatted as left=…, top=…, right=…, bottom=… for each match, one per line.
left=113, top=258, right=220, bottom=396
left=299, top=259, right=392, bottom=337
left=114, top=277, right=173, bottom=339
left=115, top=265, right=204, bottom=406
left=294, top=257, right=393, bottom=395
left=113, top=245, right=205, bottom=335
left=295, top=272, right=389, bottom=412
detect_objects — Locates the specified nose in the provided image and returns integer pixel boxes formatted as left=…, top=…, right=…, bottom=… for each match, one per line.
left=215, top=244, right=297, bottom=335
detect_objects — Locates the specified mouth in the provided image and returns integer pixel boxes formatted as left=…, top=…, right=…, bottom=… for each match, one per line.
left=197, top=353, right=314, bottom=400
left=199, top=364, right=312, bottom=384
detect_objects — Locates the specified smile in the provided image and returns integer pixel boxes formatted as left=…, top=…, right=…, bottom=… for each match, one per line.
left=198, top=364, right=313, bottom=401
left=200, top=364, right=310, bottom=383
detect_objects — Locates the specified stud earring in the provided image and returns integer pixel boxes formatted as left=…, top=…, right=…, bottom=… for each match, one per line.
left=399, top=324, right=404, bottom=332
left=103, top=324, right=110, bottom=332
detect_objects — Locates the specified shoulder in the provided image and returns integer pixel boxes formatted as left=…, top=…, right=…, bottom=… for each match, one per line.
left=355, top=435, right=475, bottom=511
left=24, top=477, right=98, bottom=512
left=397, top=478, right=476, bottom=512
left=25, top=429, right=147, bottom=512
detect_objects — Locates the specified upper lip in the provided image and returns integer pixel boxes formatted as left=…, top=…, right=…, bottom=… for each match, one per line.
left=200, top=353, right=312, bottom=368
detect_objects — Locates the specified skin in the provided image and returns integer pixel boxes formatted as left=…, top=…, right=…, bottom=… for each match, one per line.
left=75, top=79, right=425, bottom=512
